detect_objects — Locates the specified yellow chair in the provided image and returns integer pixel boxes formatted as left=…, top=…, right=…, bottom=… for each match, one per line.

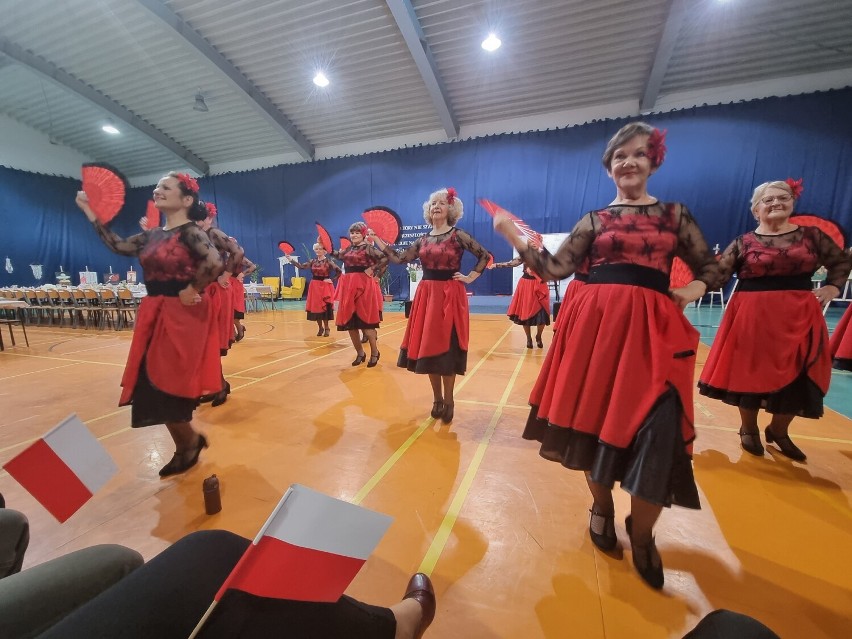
left=280, top=276, right=306, bottom=300
left=262, top=276, right=280, bottom=299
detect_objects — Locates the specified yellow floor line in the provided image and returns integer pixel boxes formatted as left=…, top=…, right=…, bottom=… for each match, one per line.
left=0, top=362, right=80, bottom=381
left=417, top=345, right=528, bottom=575
left=0, top=352, right=125, bottom=367
left=456, top=398, right=530, bottom=411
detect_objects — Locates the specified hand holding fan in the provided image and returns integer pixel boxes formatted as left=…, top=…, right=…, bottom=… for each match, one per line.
left=339, top=236, right=351, bottom=251
left=479, top=199, right=542, bottom=249
left=315, top=222, right=333, bottom=252
left=81, top=163, right=128, bottom=224
left=362, top=206, right=402, bottom=244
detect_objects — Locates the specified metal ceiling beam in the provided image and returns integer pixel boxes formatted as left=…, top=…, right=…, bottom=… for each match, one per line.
left=136, top=0, right=314, bottom=160
left=640, top=0, right=688, bottom=112
left=0, top=37, right=209, bottom=174
left=385, top=0, right=459, bottom=138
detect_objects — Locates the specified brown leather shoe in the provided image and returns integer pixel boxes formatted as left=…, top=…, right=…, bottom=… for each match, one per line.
left=403, top=573, right=436, bottom=639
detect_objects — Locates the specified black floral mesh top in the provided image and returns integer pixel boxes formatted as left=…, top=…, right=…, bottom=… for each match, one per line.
left=520, top=202, right=719, bottom=288
left=330, top=243, right=388, bottom=271
left=92, top=220, right=223, bottom=289
left=383, top=228, right=490, bottom=272
left=717, top=227, right=851, bottom=288
left=207, top=228, right=245, bottom=275
left=290, top=257, right=342, bottom=279
left=492, top=255, right=541, bottom=279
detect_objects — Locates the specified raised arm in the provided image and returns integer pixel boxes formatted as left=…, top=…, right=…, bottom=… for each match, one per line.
left=501, top=213, right=595, bottom=281
left=288, top=257, right=312, bottom=270
left=369, top=232, right=421, bottom=264
left=490, top=255, right=523, bottom=269
left=76, top=191, right=146, bottom=256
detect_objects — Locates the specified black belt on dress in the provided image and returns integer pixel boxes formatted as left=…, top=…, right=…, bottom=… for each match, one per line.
left=587, top=264, right=669, bottom=295
left=573, top=273, right=589, bottom=282
left=422, top=269, right=455, bottom=281
left=345, top=266, right=368, bottom=274
left=737, top=274, right=812, bottom=292
left=145, top=280, right=190, bottom=297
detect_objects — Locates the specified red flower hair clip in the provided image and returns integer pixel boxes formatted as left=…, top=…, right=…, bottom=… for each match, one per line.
left=785, top=178, right=804, bottom=199
left=446, top=187, right=457, bottom=204
left=646, top=128, right=667, bottom=167
left=176, top=173, right=199, bottom=194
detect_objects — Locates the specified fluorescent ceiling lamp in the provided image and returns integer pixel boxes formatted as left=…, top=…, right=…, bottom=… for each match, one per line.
left=313, top=72, right=330, bottom=87
left=102, top=123, right=120, bottom=134
left=481, top=33, right=501, bottom=52
left=193, top=93, right=209, bottom=112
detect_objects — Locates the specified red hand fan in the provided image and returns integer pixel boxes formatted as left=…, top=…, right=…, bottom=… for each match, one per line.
left=669, top=256, right=694, bottom=289
left=316, top=222, right=333, bottom=252
left=362, top=206, right=402, bottom=244
left=479, top=198, right=542, bottom=249
left=339, top=236, right=351, bottom=250
left=144, top=200, right=160, bottom=230
left=81, top=163, right=128, bottom=224
left=486, top=253, right=494, bottom=269
left=278, top=241, right=294, bottom=255
left=791, top=214, right=846, bottom=249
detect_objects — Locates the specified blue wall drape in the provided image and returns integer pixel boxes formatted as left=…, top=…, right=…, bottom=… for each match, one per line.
left=2, top=88, right=850, bottom=295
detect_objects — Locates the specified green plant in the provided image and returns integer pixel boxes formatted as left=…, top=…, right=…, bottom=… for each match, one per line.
left=250, top=265, right=263, bottom=283
left=379, top=270, right=391, bottom=295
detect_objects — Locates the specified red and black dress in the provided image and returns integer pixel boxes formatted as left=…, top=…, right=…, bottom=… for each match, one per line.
left=520, top=202, right=718, bottom=509
left=492, top=256, right=550, bottom=326
left=91, top=221, right=224, bottom=427
left=290, top=257, right=342, bottom=321
left=230, top=256, right=254, bottom=320
left=206, top=228, right=243, bottom=354
left=330, top=243, right=387, bottom=330
left=382, top=228, right=489, bottom=375
left=699, top=227, right=851, bottom=416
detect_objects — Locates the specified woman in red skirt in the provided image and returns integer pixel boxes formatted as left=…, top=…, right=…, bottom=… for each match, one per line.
left=495, top=123, right=718, bottom=590
left=287, top=243, right=342, bottom=336
left=488, top=256, right=550, bottom=348
left=369, top=188, right=489, bottom=424
left=699, top=181, right=851, bottom=461
left=329, top=222, right=387, bottom=366
left=231, top=256, right=255, bottom=342
left=76, top=172, right=224, bottom=477
left=830, top=251, right=852, bottom=371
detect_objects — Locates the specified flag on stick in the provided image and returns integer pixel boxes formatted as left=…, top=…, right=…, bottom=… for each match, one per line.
left=3, top=414, right=118, bottom=522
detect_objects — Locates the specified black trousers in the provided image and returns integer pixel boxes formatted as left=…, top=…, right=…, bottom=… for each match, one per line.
left=40, top=530, right=396, bottom=639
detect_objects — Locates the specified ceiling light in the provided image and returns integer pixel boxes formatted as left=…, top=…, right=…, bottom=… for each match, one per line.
left=313, top=72, right=329, bottom=88
left=101, top=122, right=120, bottom=135
left=193, top=93, right=209, bottom=112
left=481, top=33, right=501, bottom=52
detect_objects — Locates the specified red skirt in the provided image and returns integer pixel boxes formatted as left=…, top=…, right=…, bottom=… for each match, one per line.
left=205, top=282, right=234, bottom=352
left=698, top=290, right=829, bottom=417
left=120, top=295, right=222, bottom=407
left=230, top=277, right=246, bottom=315
left=553, top=278, right=585, bottom=333
left=398, top=279, right=469, bottom=375
left=334, top=272, right=381, bottom=329
left=507, top=277, right=550, bottom=326
left=305, top=279, right=336, bottom=320
left=830, top=304, right=852, bottom=371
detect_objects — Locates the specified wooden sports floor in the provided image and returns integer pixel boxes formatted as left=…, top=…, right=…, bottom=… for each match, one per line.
left=1, top=309, right=850, bottom=638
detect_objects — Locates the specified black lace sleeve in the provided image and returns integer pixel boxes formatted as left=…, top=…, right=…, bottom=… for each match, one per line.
left=290, top=258, right=312, bottom=269
left=181, top=225, right=224, bottom=290
left=715, top=236, right=743, bottom=286
left=454, top=229, right=490, bottom=273
left=675, top=204, right=723, bottom=290
left=366, top=244, right=389, bottom=270
left=493, top=256, right=523, bottom=268
left=240, top=257, right=256, bottom=275
left=519, top=213, right=595, bottom=281
left=815, top=229, right=852, bottom=288
left=208, top=228, right=244, bottom=274
left=91, top=220, right=147, bottom=257
left=382, top=237, right=421, bottom=264
left=329, top=260, right=342, bottom=279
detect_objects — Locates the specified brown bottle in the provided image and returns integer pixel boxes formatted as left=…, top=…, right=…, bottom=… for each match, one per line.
left=203, top=474, right=221, bottom=515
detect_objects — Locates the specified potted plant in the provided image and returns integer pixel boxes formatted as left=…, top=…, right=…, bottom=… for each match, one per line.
left=379, top=271, right=393, bottom=302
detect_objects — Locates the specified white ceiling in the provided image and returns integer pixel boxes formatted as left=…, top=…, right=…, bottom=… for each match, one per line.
left=1, top=0, right=850, bottom=182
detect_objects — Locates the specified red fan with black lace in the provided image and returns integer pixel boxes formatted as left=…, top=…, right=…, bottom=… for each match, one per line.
left=479, top=198, right=542, bottom=249
left=339, top=236, right=351, bottom=251
left=81, top=163, right=128, bottom=224
left=669, top=257, right=694, bottom=289
left=278, top=241, right=295, bottom=255
left=316, top=222, right=333, bottom=252
left=791, top=214, right=846, bottom=249
left=362, top=206, right=402, bottom=244
left=144, top=200, right=160, bottom=230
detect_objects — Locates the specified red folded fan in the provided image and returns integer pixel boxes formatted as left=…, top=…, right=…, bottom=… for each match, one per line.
left=81, top=163, right=128, bottom=224
left=144, top=200, right=160, bottom=230
left=479, top=198, right=542, bottom=249
left=362, top=207, right=401, bottom=244
left=278, top=241, right=295, bottom=255
left=339, top=236, right=351, bottom=250
left=669, top=257, right=693, bottom=289
left=790, top=214, right=846, bottom=249
left=316, top=222, right=333, bottom=252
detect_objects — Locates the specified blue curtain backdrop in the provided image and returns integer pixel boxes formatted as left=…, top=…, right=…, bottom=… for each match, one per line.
left=2, top=88, right=850, bottom=295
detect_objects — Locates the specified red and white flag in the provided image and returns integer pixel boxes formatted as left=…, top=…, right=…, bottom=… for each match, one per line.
left=2, top=414, right=118, bottom=522
left=215, top=484, right=393, bottom=602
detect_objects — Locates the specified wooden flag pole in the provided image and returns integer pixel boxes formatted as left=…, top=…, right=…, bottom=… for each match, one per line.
left=187, top=600, right=218, bottom=639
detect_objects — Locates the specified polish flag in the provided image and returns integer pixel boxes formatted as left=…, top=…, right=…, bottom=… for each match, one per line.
left=2, top=414, right=118, bottom=523
left=215, top=484, right=393, bottom=602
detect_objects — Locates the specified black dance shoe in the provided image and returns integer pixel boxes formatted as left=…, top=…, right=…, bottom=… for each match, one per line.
left=402, top=573, right=436, bottom=639
left=367, top=352, right=381, bottom=368
left=211, top=381, right=231, bottom=407
left=352, top=352, right=366, bottom=366
left=589, top=508, right=617, bottom=551
left=526, top=338, right=533, bottom=349
left=316, top=327, right=324, bottom=336
left=536, top=336, right=544, bottom=348
left=738, top=429, right=764, bottom=456
left=626, top=515, right=664, bottom=590
left=159, top=435, right=208, bottom=477
left=235, top=325, right=246, bottom=342
left=765, top=427, right=807, bottom=461
left=441, top=402, right=454, bottom=423
left=323, top=327, right=330, bottom=337
left=430, top=401, right=444, bottom=418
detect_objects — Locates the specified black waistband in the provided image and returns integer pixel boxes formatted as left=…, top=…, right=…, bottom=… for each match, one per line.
left=145, top=280, right=189, bottom=297
left=587, top=264, right=669, bottom=295
left=422, top=269, right=455, bottom=281
left=521, top=273, right=536, bottom=280
left=573, top=273, right=589, bottom=282
left=737, top=274, right=813, bottom=292
left=345, top=266, right=368, bottom=274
